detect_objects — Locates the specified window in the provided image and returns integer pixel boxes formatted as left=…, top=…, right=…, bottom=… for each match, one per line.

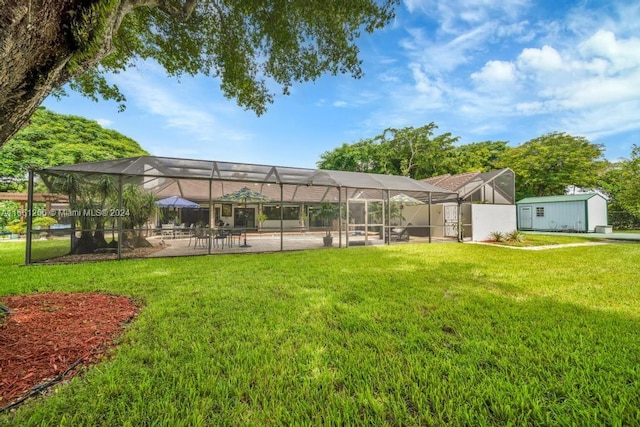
left=263, top=205, right=300, bottom=220
left=536, top=207, right=544, bottom=217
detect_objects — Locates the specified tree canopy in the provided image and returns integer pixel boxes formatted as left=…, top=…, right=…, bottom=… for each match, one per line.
left=0, top=107, right=147, bottom=191
left=498, top=132, right=605, bottom=200
left=600, top=145, right=640, bottom=219
left=0, top=0, right=397, bottom=147
left=317, top=123, right=462, bottom=179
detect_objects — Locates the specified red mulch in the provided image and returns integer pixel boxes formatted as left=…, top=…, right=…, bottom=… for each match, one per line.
left=0, top=292, right=140, bottom=409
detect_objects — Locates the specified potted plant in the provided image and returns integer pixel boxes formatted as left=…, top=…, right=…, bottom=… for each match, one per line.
left=315, top=202, right=338, bottom=246
left=256, top=212, right=268, bottom=232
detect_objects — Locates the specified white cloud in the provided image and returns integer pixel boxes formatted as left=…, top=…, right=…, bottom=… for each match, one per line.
left=333, top=100, right=348, bottom=108
left=517, top=45, right=565, bottom=73
left=579, top=30, right=640, bottom=73
left=95, top=118, right=113, bottom=128
left=401, top=24, right=497, bottom=74
left=403, top=0, right=531, bottom=33
left=471, top=60, right=517, bottom=90
left=112, top=68, right=252, bottom=144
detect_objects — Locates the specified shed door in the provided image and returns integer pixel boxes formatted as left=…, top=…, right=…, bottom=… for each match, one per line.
left=444, top=205, right=458, bottom=237
left=519, top=206, right=532, bottom=229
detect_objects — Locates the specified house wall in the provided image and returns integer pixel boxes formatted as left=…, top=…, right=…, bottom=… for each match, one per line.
left=395, top=204, right=444, bottom=237
left=587, top=196, right=608, bottom=231
left=518, top=201, right=587, bottom=231
left=470, top=204, right=517, bottom=241
left=396, top=204, right=448, bottom=237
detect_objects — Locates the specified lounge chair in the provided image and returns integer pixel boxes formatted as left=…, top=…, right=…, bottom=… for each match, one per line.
left=390, top=223, right=411, bottom=242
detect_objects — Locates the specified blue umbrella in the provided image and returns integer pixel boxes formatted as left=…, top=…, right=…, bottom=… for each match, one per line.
left=155, top=196, right=200, bottom=208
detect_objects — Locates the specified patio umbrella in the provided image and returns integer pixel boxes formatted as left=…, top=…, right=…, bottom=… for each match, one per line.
left=155, top=196, right=200, bottom=208
left=390, top=193, right=424, bottom=226
left=390, top=193, right=424, bottom=205
left=218, top=187, right=270, bottom=247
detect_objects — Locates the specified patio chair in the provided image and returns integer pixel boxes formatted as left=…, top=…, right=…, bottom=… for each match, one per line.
left=213, top=228, right=228, bottom=249
left=229, top=228, right=242, bottom=247
left=187, top=224, right=196, bottom=247
left=193, top=227, right=209, bottom=249
left=161, top=223, right=174, bottom=239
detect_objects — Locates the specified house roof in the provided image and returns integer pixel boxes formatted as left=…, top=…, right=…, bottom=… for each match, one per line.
left=516, top=194, right=603, bottom=204
left=422, top=171, right=480, bottom=192
left=41, top=156, right=457, bottom=203
left=421, top=168, right=515, bottom=202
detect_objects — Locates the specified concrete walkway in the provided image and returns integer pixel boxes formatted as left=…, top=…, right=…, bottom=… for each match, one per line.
left=525, top=231, right=640, bottom=242
left=469, top=230, right=640, bottom=250
left=469, top=241, right=611, bottom=250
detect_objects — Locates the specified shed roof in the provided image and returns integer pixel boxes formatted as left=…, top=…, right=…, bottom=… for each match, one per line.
left=516, top=194, right=603, bottom=204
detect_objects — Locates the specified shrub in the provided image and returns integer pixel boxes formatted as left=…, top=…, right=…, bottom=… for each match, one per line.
left=6, top=220, right=26, bottom=235
left=506, top=230, right=525, bottom=242
left=33, top=216, right=58, bottom=229
left=488, top=231, right=504, bottom=242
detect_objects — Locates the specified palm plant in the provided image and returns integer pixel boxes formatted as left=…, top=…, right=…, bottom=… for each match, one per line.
left=314, top=202, right=338, bottom=237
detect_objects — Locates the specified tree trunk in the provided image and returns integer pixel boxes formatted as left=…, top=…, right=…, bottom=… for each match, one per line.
left=2, top=1, right=79, bottom=145
left=0, top=0, right=145, bottom=147
left=0, top=0, right=199, bottom=147
left=71, top=230, right=97, bottom=254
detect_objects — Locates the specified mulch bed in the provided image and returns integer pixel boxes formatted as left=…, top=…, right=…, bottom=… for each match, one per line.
left=42, top=246, right=166, bottom=264
left=0, top=292, right=140, bottom=410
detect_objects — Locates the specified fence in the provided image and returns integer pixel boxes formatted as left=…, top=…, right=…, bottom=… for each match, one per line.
left=608, top=211, right=640, bottom=230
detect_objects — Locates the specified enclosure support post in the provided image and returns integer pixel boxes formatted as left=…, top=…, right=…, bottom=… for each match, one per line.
left=457, top=198, right=463, bottom=243
left=25, top=169, right=35, bottom=265
left=117, top=176, right=123, bottom=260
left=208, top=181, right=213, bottom=255
left=338, top=187, right=343, bottom=248
left=280, top=183, right=284, bottom=251
left=428, top=193, right=432, bottom=244
left=385, top=190, right=390, bottom=245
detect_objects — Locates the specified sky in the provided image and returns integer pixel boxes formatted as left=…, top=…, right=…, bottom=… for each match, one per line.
left=42, top=0, right=640, bottom=169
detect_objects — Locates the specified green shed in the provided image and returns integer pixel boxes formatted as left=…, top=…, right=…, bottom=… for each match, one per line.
left=516, top=194, right=608, bottom=232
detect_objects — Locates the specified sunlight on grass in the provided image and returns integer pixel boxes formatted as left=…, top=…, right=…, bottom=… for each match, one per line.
left=1, top=241, right=639, bottom=425
left=492, top=233, right=601, bottom=247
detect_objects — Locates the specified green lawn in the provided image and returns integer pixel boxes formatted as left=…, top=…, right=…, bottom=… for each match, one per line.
left=1, top=241, right=639, bottom=425
left=499, top=233, right=601, bottom=247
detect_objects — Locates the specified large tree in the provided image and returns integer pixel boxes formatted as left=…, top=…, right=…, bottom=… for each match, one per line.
left=600, top=145, right=640, bottom=219
left=0, top=107, right=147, bottom=191
left=498, top=132, right=605, bottom=200
left=317, top=123, right=460, bottom=179
left=451, top=140, right=508, bottom=173
left=0, top=0, right=396, bottom=148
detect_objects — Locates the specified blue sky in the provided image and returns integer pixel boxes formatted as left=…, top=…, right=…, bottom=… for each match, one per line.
left=43, top=0, right=640, bottom=169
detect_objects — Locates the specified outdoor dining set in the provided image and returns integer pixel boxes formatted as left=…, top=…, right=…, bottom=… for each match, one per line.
left=160, top=223, right=244, bottom=249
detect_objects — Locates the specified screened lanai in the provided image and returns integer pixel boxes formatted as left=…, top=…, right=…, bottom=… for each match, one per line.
left=25, top=156, right=457, bottom=263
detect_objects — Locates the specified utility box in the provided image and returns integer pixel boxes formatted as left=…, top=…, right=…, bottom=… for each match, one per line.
left=595, top=225, right=613, bottom=234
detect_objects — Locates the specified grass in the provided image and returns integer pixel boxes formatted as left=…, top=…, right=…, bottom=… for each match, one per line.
left=1, top=240, right=639, bottom=425
left=492, top=233, right=601, bottom=247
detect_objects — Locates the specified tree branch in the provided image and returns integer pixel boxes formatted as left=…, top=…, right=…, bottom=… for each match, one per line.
left=156, top=0, right=198, bottom=19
